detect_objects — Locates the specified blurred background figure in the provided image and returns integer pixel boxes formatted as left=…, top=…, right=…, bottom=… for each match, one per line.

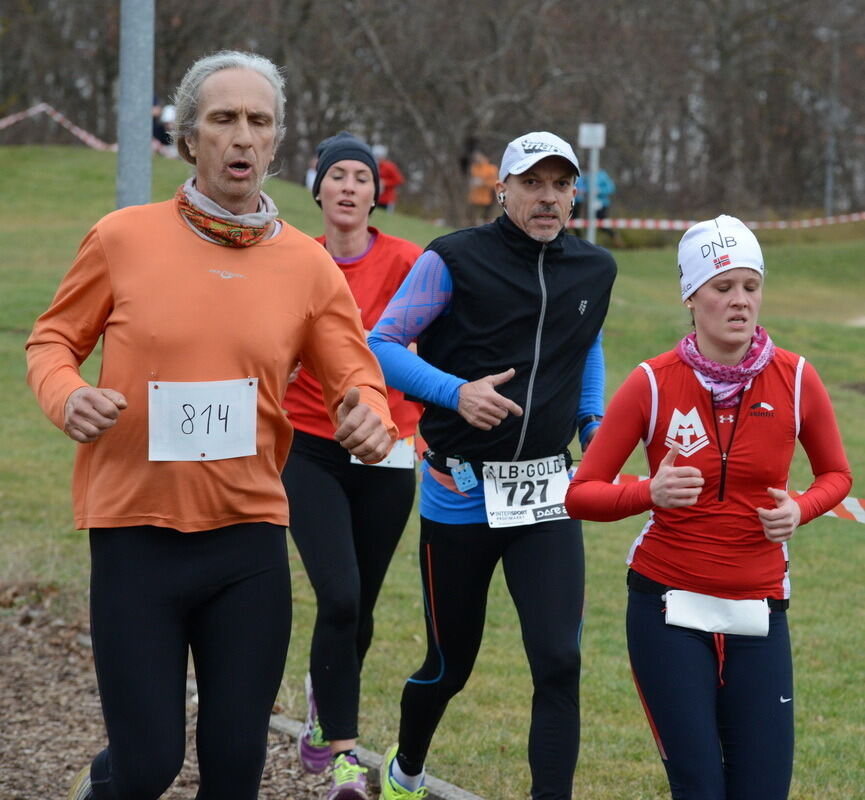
left=467, top=150, right=498, bottom=224
left=157, top=104, right=177, bottom=157
left=373, top=143, right=405, bottom=213
left=151, top=96, right=171, bottom=149
left=305, top=154, right=317, bottom=191
left=577, top=168, right=620, bottom=244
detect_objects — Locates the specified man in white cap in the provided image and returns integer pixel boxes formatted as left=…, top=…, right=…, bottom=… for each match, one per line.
left=369, top=132, right=618, bottom=799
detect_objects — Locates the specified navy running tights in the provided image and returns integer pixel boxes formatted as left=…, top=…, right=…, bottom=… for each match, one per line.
left=627, top=587, right=794, bottom=800
left=397, top=516, right=585, bottom=800
left=281, top=429, right=416, bottom=741
left=87, top=523, right=291, bottom=800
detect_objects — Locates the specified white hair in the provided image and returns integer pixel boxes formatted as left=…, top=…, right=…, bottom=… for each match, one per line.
left=171, top=50, right=286, bottom=164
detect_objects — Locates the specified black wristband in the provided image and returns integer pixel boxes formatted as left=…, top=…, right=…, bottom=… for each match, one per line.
left=578, top=414, right=603, bottom=431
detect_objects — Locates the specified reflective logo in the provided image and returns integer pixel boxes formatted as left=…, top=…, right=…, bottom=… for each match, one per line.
left=664, top=407, right=710, bottom=457
left=780, top=696, right=792, bottom=703
left=209, top=268, right=246, bottom=280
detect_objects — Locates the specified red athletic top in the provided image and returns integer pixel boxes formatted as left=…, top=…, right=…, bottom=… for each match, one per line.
left=566, top=347, right=852, bottom=599
left=283, top=227, right=422, bottom=439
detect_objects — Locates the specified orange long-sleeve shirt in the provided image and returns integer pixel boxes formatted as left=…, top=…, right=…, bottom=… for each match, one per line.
left=26, top=198, right=396, bottom=532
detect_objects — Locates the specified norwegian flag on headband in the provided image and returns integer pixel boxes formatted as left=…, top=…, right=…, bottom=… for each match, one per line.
left=713, top=254, right=731, bottom=269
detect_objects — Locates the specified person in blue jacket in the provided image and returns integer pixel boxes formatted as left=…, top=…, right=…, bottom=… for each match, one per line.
left=577, top=168, right=618, bottom=243
left=368, top=131, right=617, bottom=800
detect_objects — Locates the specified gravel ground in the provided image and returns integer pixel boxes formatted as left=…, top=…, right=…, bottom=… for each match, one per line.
left=0, top=582, right=346, bottom=800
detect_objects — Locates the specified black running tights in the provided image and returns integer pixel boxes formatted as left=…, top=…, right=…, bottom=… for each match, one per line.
left=281, top=429, right=416, bottom=741
left=87, top=523, right=291, bottom=800
left=397, top=516, right=585, bottom=800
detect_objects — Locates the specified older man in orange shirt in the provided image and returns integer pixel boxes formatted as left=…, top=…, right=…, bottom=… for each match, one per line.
left=28, top=50, right=394, bottom=800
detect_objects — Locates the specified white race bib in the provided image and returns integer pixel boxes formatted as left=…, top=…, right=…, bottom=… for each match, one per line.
left=482, top=454, right=570, bottom=528
left=351, top=435, right=416, bottom=469
left=148, top=379, right=258, bottom=462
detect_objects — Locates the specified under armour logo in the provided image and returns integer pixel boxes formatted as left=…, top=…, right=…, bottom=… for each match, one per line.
left=718, top=414, right=734, bottom=423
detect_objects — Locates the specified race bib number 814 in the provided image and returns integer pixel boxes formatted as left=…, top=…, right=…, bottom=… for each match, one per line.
left=148, top=378, right=258, bottom=462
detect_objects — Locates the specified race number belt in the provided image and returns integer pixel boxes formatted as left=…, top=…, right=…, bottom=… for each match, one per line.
left=350, top=435, right=416, bottom=469
left=148, top=378, right=258, bottom=461
left=664, top=590, right=769, bottom=637
left=481, top=454, right=570, bottom=528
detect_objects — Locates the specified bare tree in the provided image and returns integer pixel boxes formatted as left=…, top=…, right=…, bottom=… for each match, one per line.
left=3, top=0, right=865, bottom=220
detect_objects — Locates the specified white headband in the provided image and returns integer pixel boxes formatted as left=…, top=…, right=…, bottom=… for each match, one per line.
left=678, top=215, right=764, bottom=300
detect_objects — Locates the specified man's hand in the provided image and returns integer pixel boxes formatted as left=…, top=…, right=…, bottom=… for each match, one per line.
left=457, top=368, right=523, bottom=430
left=650, top=445, right=704, bottom=508
left=63, top=386, right=127, bottom=443
left=757, top=487, right=801, bottom=542
left=334, top=387, right=393, bottom=464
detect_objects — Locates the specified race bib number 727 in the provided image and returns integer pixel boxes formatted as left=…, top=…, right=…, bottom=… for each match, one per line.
left=482, top=454, right=570, bottom=528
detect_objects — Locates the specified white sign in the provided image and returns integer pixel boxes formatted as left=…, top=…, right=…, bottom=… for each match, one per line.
left=578, top=123, right=606, bottom=149
left=482, top=455, right=570, bottom=528
left=148, top=378, right=258, bottom=461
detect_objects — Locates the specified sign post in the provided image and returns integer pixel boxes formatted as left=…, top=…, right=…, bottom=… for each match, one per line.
left=578, top=123, right=606, bottom=244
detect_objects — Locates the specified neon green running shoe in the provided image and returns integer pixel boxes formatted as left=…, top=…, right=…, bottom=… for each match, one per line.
left=379, top=744, right=428, bottom=799
left=326, top=753, right=369, bottom=800
left=67, top=765, right=93, bottom=800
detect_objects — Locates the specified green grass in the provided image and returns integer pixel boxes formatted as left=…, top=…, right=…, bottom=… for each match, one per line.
left=1, top=146, right=863, bottom=799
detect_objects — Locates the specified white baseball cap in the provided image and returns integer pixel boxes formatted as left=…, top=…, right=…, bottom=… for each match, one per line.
left=499, top=131, right=580, bottom=181
left=678, top=215, right=764, bottom=300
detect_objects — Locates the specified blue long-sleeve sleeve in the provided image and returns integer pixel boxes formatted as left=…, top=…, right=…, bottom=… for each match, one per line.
left=577, top=330, right=605, bottom=448
left=368, top=250, right=466, bottom=410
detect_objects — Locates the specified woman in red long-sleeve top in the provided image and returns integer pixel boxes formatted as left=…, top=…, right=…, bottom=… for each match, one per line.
left=566, top=215, right=851, bottom=800
left=280, top=131, right=422, bottom=800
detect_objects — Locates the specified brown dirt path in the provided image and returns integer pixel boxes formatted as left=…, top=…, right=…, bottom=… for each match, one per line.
left=0, top=583, right=335, bottom=800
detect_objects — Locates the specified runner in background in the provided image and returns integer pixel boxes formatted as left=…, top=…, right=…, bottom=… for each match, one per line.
left=467, top=149, right=499, bottom=224
left=373, top=143, right=405, bottom=213
left=283, top=131, right=423, bottom=800
left=27, top=51, right=395, bottom=800
left=566, top=215, right=852, bottom=800
left=368, top=131, right=617, bottom=800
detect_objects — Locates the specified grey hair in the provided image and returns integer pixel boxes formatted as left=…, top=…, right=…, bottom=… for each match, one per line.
left=171, top=50, right=286, bottom=164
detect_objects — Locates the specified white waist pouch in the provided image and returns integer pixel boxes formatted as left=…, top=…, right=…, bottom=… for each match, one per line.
left=664, top=590, right=769, bottom=637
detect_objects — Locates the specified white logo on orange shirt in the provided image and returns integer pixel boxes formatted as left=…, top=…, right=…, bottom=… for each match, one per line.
left=209, top=268, right=246, bottom=280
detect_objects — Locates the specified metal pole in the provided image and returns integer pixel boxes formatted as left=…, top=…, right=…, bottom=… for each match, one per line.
left=586, top=147, right=600, bottom=244
left=116, top=0, right=155, bottom=209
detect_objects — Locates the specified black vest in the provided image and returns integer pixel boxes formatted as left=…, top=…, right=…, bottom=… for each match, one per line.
left=418, top=214, right=616, bottom=461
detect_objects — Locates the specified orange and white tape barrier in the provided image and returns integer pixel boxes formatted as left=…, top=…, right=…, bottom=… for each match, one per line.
left=569, top=214, right=865, bottom=230
left=0, top=102, right=116, bottom=151
left=612, top=473, right=865, bottom=524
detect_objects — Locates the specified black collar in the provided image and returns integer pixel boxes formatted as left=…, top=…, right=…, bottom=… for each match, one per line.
left=494, top=212, right=567, bottom=256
